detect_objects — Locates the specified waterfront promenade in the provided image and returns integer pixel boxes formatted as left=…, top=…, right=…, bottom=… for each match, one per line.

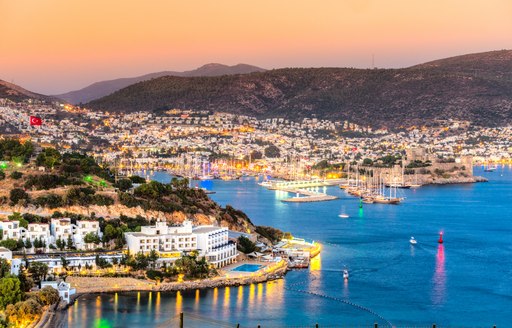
left=65, top=260, right=288, bottom=295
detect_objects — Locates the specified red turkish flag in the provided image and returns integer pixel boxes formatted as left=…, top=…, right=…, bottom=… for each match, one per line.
left=29, top=116, right=42, bottom=126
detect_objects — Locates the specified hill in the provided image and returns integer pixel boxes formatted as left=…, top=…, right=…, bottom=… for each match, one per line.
left=0, top=79, right=55, bottom=103
left=86, top=50, right=512, bottom=129
left=56, top=63, right=266, bottom=104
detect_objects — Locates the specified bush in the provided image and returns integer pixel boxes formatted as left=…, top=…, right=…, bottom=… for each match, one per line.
left=36, top=286, right=60, bottom=306
left=10, top=171, right=22, bottom=180
left=129, top=175, right=146, bottom=184
left=92, top=194, right=114, bottom=206
left=0, top=277, right=23, bottom=309
left=114, top=179, right=133, bottom=191
left=237, top=236, right=256, bottom=254
left=0, top=171, right=5, bottom=180
left=9, top=188, right=29, bottom=205
left=33, top=194, right=64, bottom=209
left=146, top=269, right=163, bottom=281
left=24, top=174, right=64, bottom=190
left=255, top=226, right=284, bottom=244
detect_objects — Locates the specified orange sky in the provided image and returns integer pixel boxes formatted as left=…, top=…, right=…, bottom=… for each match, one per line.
left=1, top=0, right=511, bottom=94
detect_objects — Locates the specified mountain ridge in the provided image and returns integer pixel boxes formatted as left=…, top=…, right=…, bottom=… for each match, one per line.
left=55, top=63, right=266, bottom=104
left=0, top=79, right=56, bottom=103
left=86, top=50, right=512, bottom=129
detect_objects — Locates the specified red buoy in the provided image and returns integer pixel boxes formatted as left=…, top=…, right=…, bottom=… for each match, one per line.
left=438, top=232, right=444, bottom=244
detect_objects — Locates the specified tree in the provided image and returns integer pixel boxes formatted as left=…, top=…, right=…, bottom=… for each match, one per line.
left=24, top=239, right=33, bottom=249
left=17, top=270, right=34, bottom=292
left=16, top=239, right=25, bottom=251
left=56, top=238, right=66, bottom=251
left=0, top=239, right=19, bottom=251
left=66, top=235, right=74, bottom=249
left=129, top=175, right=146, bottom=184
left=362, top=158, right=373, bottom=166
left=5, top=298, right=42, bottom=327
left=264, top=144, right=281, bottom=158
left=0, top=277, right=22, bottom=309
left=9, top=188, right=29, bottom=205
left=84, top=232, right=100, bottom=245
left=61, top=256, right=69, bottom=270
left=37, top=286, right=60, bottom=306
left=114, top=178, right=133, bottom=192
left=0, top=259, right=10, bottom=278
left=95, top=255, right=112, bottom=269
left=36, top=147, right=62, bottom=169
left=237, top=236, right=256, bottom=254
left=148, top=249, right=159, bottom=268
left=10, top=171, right=23, bottom=180
left=28, top=262, right=49, bottom=286
left=103, top=224, right=119, bottom=243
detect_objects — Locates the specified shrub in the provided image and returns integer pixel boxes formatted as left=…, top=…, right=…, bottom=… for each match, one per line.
left=10, top=171, right=22, bottom=179
left=9, top=188, right=29, bottom=204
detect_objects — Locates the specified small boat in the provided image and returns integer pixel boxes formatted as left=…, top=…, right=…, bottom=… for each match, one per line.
left=343, top=269, right=349, bottom=280
left=338, top=206, right=349, bottom=218
left=409, top=236, right=417, bottom=245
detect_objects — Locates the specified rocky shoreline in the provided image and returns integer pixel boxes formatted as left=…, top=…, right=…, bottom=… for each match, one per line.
left=427, top=175, right=488, bottom=185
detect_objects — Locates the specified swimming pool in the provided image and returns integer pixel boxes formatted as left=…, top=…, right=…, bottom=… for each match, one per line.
left=230, top=264, right=263, bottom=272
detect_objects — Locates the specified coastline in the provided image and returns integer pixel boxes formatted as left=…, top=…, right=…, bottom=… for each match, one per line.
left=45, top=260, right=288, bottom=326
left=66, top=260, right=287, bottom=295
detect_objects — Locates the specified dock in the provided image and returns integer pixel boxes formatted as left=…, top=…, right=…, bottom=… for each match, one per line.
left=280, top=188, right=338, bottom=203
left=267, top=179, right=344, bottom=190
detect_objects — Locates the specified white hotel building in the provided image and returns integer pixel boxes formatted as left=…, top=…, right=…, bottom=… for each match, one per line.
left=50, top=218, right=102, bottom=250
left=125, top=220, right=238, bottom=268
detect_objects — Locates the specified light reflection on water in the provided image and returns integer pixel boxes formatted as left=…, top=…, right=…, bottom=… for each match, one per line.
left=432, top=244, right=446, bottom=306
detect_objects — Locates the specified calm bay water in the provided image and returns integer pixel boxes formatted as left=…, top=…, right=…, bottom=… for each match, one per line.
left=62, top=166, right=512, bottom=327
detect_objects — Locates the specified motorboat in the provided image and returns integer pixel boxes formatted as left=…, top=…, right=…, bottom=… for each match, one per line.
left=343, top=269, right=349, bottom=280
left=409, top=236, right=417, bottom=245
left=338, top=214, right=349, bottom=218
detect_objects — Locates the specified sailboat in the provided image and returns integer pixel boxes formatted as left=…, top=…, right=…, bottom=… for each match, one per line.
left=338, top=206, right=349, bottom=218
left=484, top=162, right=497, bottom=172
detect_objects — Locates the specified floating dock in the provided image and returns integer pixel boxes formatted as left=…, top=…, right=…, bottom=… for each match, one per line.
left=280, top=188, right=338, bottom=203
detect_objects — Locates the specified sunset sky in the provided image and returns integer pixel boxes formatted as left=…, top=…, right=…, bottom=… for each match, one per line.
left=1, top=0, right=511, bottom=94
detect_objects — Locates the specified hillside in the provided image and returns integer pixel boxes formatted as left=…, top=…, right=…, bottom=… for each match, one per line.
left=86, top=50, right=512, bottom=129
left=56, top=63, right=266, bottom=104
left=0, top=79, right=55, bottom=103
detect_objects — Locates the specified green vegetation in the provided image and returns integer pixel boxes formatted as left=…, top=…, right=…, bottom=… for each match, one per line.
left=237, top=236, right=256, bottom=254
left=255, top=226, right=285, bottom=244
left=36, top=148, right=62, bottom=169
left=0, top=139, right=34, bottom=163
left=0, top=258, right=58, bottom=327
left=264, top=144, right=281, bottom=158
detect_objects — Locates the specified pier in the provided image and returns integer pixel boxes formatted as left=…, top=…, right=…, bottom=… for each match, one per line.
left=267, top=179, right=344, bottom=190
left=280, top=188, right=338, bottom=203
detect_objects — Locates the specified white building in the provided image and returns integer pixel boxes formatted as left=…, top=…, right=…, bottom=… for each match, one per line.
left=41, top=281, right=76, bottom=303
left=125, top=220, right=237, bottom=268
left=50, top=218, right=102, bottom=250
left=29, top=253, right=122, bottom=274
left=194, top=226, right=238, bottom=268
left=74, top=220, right=102, bottom=250
left=50, top=218, right=74, bottom=242
left=21, top=223, right=52, bottom=245
left=0, top=247, right=22, bottom=275
left=0, top=220, right=20, bottom=239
